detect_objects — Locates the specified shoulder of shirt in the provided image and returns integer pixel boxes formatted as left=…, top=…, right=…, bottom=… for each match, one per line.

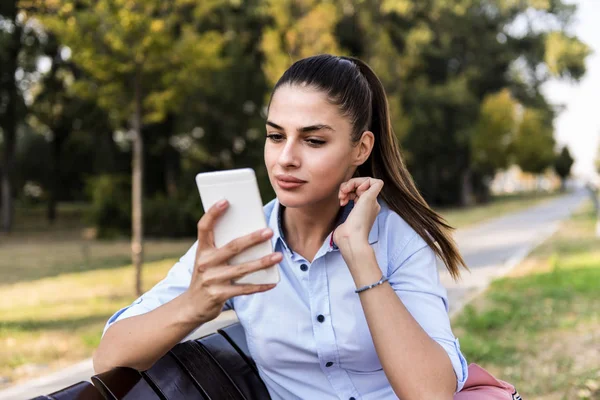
left=377, top=199, right=418, bottom=239
left=378, top=199, right=429, bottom=260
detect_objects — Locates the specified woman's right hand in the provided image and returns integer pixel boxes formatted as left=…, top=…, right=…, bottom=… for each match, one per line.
left=181, top=199, right=282, bottom=325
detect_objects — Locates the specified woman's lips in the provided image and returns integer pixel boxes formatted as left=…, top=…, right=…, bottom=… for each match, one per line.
left=275, top=177, right=306, bottom=189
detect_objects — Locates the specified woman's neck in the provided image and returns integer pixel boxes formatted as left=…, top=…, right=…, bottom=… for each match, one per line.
left=281, top=197, right=341, bottom=262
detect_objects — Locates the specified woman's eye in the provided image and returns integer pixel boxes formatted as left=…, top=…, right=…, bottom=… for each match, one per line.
left=306, top=139, right=325, bottom=146
left=266, top=133, right=284, bottom=142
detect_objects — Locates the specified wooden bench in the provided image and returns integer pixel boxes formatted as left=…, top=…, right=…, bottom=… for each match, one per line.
left=32, top=323, right=270, bottom=400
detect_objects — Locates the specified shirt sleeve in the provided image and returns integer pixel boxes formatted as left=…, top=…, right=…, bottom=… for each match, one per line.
left=102, top=241, right=234, bottom=337
left=387, top=233, right=469, bottom=393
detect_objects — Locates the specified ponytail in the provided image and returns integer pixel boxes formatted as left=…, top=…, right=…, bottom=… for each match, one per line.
left=349, top=57, right=466, bottom=279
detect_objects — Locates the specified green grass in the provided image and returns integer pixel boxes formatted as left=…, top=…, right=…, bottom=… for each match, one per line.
left=452, top=202, right=600, bottom=399
left=0, top=204, right=192, bottom=286
left=439, top=190, right=562, bottom=229
left=0, top=258, right=180, bottom=386
left=0, top=203, right=193, bottom=386
left=0, top=237, right=191, bottom=286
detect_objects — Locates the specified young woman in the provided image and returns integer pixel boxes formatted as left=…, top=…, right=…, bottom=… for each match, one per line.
left=94, top=54, right=469, bottom=399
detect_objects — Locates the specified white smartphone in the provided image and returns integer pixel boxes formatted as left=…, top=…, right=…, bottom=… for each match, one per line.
left=195, top=168, right=280, bottom=285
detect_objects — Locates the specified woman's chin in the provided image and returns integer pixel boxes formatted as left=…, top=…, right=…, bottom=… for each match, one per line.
left=275, top=192, right=304, bottom=208
left=276, top=190, right=335, bottom=210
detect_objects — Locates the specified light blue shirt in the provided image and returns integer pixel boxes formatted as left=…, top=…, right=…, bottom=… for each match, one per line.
left=103, top=198, right=468, bottom=399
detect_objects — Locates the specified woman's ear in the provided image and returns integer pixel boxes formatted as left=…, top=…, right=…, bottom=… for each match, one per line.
left=353, top=131, right=375, bottom=166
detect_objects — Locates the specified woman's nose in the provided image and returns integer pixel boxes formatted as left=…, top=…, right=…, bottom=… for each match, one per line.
left=278, top=141, right=300, bottom=167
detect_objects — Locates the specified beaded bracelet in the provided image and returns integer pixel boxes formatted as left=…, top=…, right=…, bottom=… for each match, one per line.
left=354, top=275, right=389, bottom=294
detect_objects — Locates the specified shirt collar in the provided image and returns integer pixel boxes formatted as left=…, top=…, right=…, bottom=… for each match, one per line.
left=268, top=198, right=379, bottom=254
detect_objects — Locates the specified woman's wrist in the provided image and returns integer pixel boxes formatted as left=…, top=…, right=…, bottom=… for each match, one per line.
left=339, top=243, right=383, bottom=286
left=337, top=236, right=370, bottom=256
left=176, top=291, right=209, bottom=328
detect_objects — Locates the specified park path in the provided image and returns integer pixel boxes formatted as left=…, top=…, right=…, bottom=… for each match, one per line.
left=440, top=189, right=586, bottom=317
left=0, top=190, right=587, bottom=400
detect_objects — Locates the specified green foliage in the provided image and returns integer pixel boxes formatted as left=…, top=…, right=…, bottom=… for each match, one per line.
left=513, top=108, right=556, bottom=174
left=260, top=0, right=343, bottom=85
left=13, top=0, right=593, bottom=224
left=84, top=175, right=202, bottom=238
left=84, top=174, right=131, bottom=238
left=545, top=31, right=591, bottom=80
left=143, top=195, right=200, bottom=238
left=471, top=89, right=518, bottom=174
left=553, top=145, right=574, bottom=180
left=40, top=0, right=226, bottom=127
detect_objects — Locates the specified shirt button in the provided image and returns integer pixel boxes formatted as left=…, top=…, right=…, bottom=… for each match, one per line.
left=300, top=263, right=308, bottom=271
left=325, top=362, right=333, bottom=367
left=317, top=315, right=325, bottom=323
left=349, top=398, right=356, bottom=400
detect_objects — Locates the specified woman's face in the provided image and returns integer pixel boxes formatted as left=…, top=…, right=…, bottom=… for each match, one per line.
left=264, top=84, right=360, bottom=208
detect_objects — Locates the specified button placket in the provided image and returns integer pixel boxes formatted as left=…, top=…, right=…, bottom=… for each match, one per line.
left=306, top=255, right=361, bottom=398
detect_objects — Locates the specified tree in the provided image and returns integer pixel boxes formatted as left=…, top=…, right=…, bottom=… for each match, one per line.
left=471, top=89, right=518, bottom=173
left=260, top=0, right=343, bottom=85
left=0, top=0, right=22, bottom=233
left=28, top=32, right=78, bottom=222
left=470, top=89, right=518, bottom=200
left=41, top=0, right=226, bottom=295
left=513, top=108, right=556, bottom=181
left=361, top=0, right=589, bottom=205
left=0, top=0, right=41, bottom=232
left=553, top=145, right=574, bottom=191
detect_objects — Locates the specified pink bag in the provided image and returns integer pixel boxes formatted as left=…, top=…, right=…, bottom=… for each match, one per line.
left=453, top=363, right=522, bottom=400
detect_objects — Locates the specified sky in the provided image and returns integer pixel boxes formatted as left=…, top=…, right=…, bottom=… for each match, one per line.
left=542, top=0, right=600, bottom=181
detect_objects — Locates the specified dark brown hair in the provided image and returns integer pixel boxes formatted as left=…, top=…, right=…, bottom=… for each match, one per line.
left=270, top=54, right=466, bottom=279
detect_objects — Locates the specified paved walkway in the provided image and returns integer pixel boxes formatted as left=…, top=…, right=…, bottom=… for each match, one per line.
left=0, top=190, right=587, bottom=400
left=440, top=190, right=586, bottom=317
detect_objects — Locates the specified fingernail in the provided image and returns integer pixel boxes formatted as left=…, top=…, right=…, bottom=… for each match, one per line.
left=262, top=228, right=273, bottom=238
left=217, top=199, right=227, bottom=208
left=271, top=253, right=281, bottom=261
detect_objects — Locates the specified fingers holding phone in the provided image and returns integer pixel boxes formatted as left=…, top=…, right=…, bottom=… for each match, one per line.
left=195, top=169, right=280, bottom=285
left=183, top=198, right=281, bottom=325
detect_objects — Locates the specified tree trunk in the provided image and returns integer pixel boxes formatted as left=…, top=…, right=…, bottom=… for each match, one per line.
left=132, top=70, right=144, bottom=296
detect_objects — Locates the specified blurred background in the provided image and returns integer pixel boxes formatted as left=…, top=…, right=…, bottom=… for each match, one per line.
left=1, top=0, right=599, bottom=398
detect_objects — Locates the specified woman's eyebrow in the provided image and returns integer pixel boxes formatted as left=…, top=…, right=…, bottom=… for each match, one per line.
left=266, top=120, right=335, bottom=133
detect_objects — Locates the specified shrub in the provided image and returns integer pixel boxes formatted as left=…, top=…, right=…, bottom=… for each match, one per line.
left=84, top=175, right=131, bottom=238
left=85, top=174, right=200, bottom=238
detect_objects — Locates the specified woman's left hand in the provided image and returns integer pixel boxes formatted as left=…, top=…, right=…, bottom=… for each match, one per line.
left=333, top=177, right=384, bottom=251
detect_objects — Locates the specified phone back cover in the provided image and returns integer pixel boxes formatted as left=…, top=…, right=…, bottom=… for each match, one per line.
left=195, top=169, right=279, bottom=284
